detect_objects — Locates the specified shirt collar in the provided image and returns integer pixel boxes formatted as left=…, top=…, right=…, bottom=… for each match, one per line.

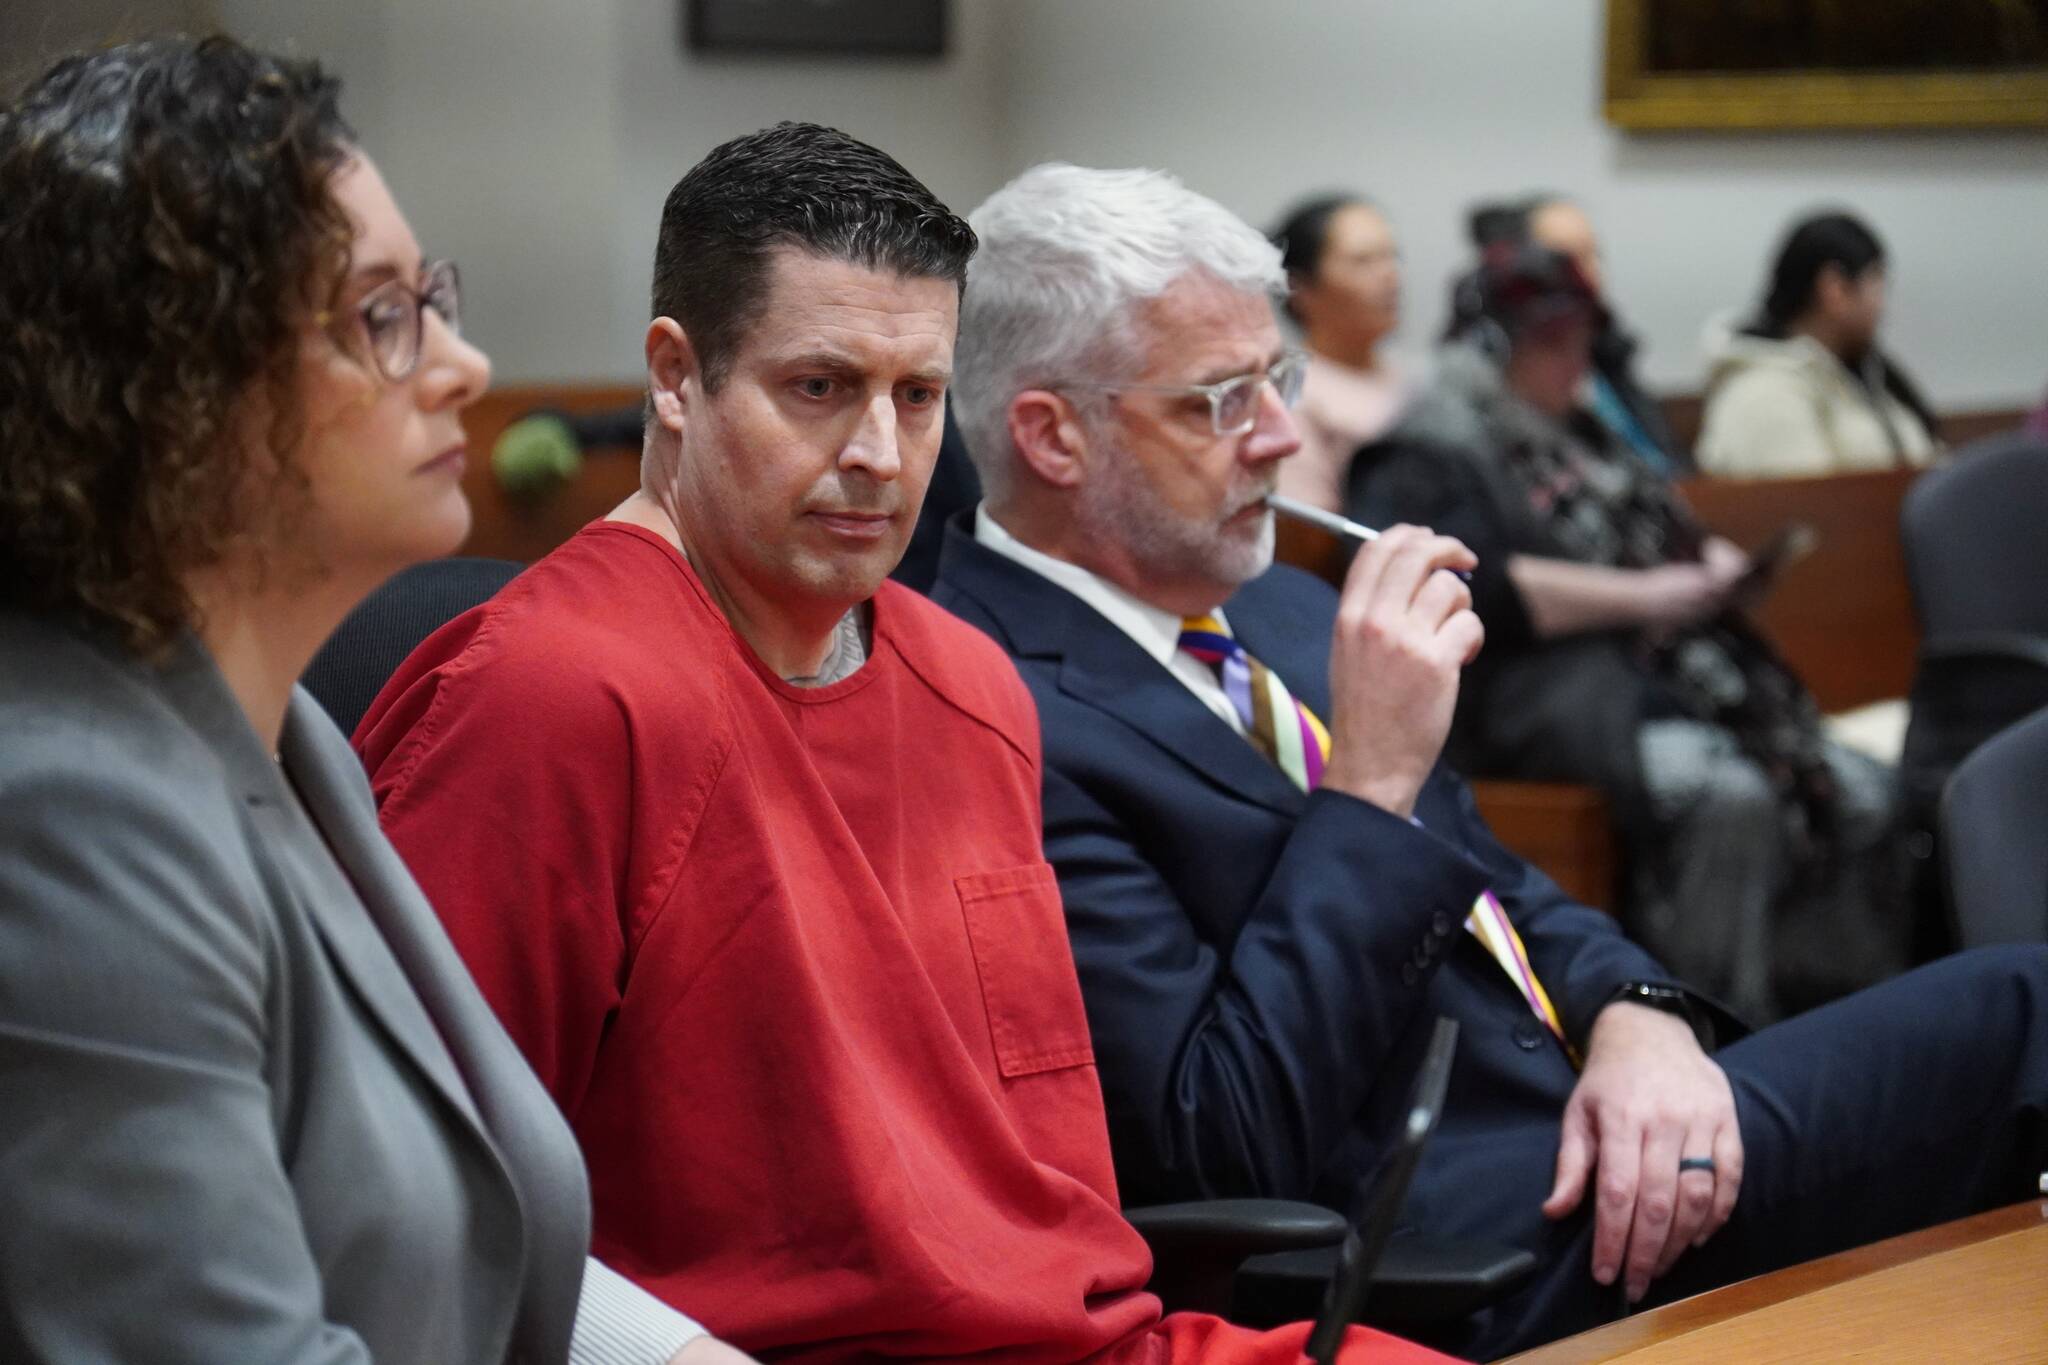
left=972, top=504, right=1229, bottom=664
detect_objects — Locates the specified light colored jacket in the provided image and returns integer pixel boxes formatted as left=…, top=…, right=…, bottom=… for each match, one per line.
left=0, top=612, right=697, bottom=1364
left=1695, top=311, right=1937, bottom=479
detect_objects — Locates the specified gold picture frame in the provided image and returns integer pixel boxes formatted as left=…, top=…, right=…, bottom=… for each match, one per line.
left=1605, top=0, right=2048, bottom=131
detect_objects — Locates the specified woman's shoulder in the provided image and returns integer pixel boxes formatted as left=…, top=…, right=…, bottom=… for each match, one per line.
left=0, top=613, right=234, bottom=805
left=1703, top=324, right=1835, bottom=401
left=0, top=616, right=276, bottom=996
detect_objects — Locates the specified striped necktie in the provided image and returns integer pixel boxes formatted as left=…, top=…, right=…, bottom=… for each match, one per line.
left=1177, top=614, right=1569, bottom=1049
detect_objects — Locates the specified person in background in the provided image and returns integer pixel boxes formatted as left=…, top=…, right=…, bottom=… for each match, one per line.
left=1697, top=211, right=1939, bottom=478
left=360, top=122, right=1450, bottom=1365
left=1470, top=193, right=1693, bottom=477
left=1270, top=195, right=1416, bottom=511
left=1350, top=244, right=1904, bottom=1024
left=0, top=36, right=749, bottom=1365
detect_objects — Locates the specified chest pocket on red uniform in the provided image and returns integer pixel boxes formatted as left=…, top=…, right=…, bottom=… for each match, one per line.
left=955, top=863, right=1097, bottom=1079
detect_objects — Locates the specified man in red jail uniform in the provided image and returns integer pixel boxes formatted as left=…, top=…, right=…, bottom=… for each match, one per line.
left=357, top=122, right=1454, bottom=1365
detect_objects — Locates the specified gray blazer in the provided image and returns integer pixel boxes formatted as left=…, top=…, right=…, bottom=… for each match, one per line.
left=0, top=611, right=592, bottom=1364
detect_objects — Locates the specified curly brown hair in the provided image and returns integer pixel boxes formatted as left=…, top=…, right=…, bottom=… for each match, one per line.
left=0, top=35, right=355, bottom=657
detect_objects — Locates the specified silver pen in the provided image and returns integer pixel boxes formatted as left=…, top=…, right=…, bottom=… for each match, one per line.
left=1266, top=493, right=1386, bottom=544
left=1265, top=494, right=1473, bottom=581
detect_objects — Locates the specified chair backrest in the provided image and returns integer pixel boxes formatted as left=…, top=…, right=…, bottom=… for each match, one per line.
left=1903, top=432, right=2048, bottom=638
left=1941, top=707, right=2048, bottom=947
left=301, top=557, right=524, bottom=738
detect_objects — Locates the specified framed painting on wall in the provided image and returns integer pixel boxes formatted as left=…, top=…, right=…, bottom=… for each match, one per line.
left=684, top=0, right=946, bottom=57
left=1605, top=0, right=2048, bottom=130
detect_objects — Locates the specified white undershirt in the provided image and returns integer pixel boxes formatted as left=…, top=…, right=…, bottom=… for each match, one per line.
left=973, top=505, right=1244, bottom=736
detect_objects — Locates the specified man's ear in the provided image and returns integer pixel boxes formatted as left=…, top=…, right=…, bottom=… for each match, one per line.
left=646, top=318, right=698, bottom=433
left=1008, top=389, right=1091, bottom=491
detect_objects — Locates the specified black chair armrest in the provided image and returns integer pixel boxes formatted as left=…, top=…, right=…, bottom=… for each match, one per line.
left=1232, top=1237, right=1539, bottom=1330
left=1917, top=630, right=2048, bottom=669
left=1124, top=1199, right=1348, bottom=1316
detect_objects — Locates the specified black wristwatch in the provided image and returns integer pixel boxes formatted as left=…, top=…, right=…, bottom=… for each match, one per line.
left=1607, top=981, right=1715, bottom=1052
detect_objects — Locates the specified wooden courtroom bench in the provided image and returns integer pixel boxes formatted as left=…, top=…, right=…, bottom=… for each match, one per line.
left=1675, top=465, right=1922, bottom=714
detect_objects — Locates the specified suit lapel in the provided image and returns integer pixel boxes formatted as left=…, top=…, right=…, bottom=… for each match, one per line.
left=940, top=525, right=1307, bottom=818
left=151, top=641, right=494, bottom=1137
left=274, top=692, right=498, bottom=1133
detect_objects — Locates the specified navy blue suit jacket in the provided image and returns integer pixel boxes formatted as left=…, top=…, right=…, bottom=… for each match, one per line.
left=932, top=519, right=1690, bottom=1221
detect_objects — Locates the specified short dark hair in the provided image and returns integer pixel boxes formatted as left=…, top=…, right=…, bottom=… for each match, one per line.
left=1466, top=197, right=1538, bottom=251
left=0, top=35, right=354, bottom=657
left=649, top=121, right=976, bottom=392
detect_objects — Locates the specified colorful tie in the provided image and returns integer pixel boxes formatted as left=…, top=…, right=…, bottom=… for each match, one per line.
left=1177, top=615, right=1569, bottom=1049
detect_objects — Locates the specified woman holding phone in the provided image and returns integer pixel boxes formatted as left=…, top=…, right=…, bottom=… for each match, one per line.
left=1348, top=245, right=1903, bottom=1024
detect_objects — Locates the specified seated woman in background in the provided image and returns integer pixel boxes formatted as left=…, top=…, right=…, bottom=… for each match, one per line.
left=1472, top=192, right=1695, bottom=476
left=1269, top=194, right=1415, bottom=510
left=1347, top=244, right=1905, bottom=1023
left=0, top=36, right=750, bottom=1365
left=1696, top=211, right=1940, bottom=478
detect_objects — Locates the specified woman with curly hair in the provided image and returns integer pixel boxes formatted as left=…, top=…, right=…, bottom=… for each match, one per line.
left=0, top=35, right=751, bottom=1365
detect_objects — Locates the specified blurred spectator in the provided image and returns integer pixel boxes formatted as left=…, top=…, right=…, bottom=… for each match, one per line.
left=1697, top=211, right=1939, bottom=478
left=1349, top=244, right=1906, bottom=1022
left=1270, top=195, right=1415, bottom=510
left=1469, top=194, right=1693, bottom=476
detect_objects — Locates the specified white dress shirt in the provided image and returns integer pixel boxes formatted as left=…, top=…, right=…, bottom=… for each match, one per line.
left=973, top=506, right=1245, bottom=736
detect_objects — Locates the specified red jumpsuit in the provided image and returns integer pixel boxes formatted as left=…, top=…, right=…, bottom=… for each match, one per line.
left=360, top=522, right=1456, bottom=1365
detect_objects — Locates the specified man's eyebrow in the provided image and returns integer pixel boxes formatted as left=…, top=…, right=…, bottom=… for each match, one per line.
left=774, top=349, right=863, bottom=373
left=772, top=351, right=953, bottom=386
left=1192, top=351, right=1282, bottom=386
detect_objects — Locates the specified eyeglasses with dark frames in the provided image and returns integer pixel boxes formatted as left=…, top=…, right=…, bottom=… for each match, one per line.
left=320, top=259, right=463, bottom=383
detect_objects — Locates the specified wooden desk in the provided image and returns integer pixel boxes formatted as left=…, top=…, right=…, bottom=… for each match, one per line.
left=1499, top=1199, right=2048, bottom=1363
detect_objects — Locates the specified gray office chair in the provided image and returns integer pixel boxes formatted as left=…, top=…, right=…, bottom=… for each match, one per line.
left=1899, top=434, right=2048, bottom=950
left=1941, top=708, right=2048, bottom=947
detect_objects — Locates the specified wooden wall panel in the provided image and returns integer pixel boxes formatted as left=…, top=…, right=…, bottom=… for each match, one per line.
left=1678, top=465, right=1921, bottom=713
left=456, top=384, right=645, bottom=565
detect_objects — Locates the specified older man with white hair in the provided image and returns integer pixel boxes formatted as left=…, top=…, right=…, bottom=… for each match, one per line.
left=931, top=162, right=2048, bottom=1359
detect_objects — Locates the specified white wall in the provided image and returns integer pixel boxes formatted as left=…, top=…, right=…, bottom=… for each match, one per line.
left=219, top=0, right=2048, bottom=406
left=3, top=0, right=221, bottom=84
left=227, top=0, right=1007, bottom=384
left=995, top=0, right=2048, bottom=409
